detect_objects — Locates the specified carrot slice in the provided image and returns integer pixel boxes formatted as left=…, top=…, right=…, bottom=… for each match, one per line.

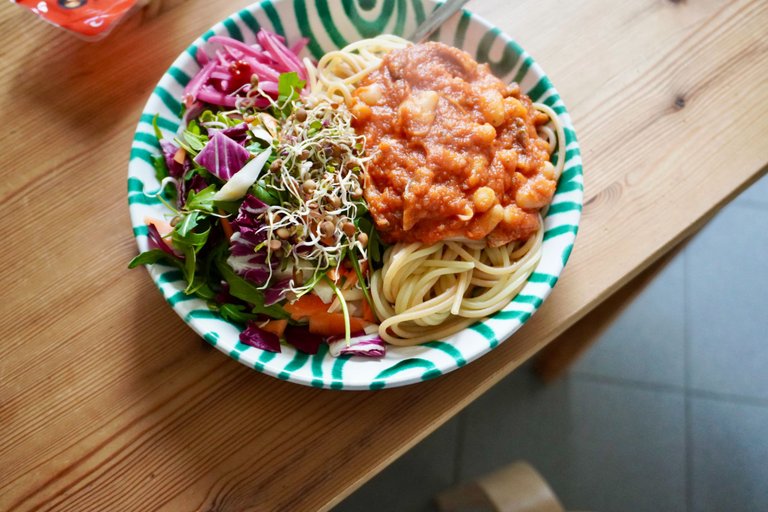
left=260, top=319, right=287, bottom=338
left=220, top=217, right=234, bottom=240
left=309, top=314, right=367, bottom=337
left=361, top=299, right=376, bottom=323
left=173, top=147, right=186, bottom=165
left=283, top=294, right=330, bottom=321
left=144, top=217, right=175, bottom=251
left=144, top=216, right=173, bottom=237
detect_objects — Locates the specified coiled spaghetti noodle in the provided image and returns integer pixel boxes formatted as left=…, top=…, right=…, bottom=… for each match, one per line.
left=306, top=35, right=411, bottom=104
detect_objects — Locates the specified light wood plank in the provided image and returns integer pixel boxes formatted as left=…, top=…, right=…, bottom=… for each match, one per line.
left=1, top=0, right=766, bottom=510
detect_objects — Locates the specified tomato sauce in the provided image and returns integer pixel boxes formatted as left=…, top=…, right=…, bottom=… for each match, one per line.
left=351, top=42, right=555, bottom=246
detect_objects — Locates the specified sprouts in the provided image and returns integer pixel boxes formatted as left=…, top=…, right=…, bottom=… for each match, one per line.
left=253, top=98, right=370, bottom=296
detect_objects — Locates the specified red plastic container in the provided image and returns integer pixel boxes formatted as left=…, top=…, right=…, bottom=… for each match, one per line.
left=13, top=0, right=141, bottom=39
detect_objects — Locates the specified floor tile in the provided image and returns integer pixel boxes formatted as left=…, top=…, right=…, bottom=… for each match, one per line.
left=459, top=369, right=686, bottom=512
left=332, top=416, right=459, bottom=512
left=572, top=250, right=686, bottom=387
left=690, top=397, right=768, bottom=512
left=733, top=172, right=768, bottom=208
left=686, top=203, right=768, bottom=400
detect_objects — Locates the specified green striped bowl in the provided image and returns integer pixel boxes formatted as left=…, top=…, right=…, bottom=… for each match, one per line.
left=128, top=0, right=582, bottom=390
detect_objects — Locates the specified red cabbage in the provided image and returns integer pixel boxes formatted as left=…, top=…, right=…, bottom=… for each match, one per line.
left=227, top=194, right=273, bottom=285
left=218, top=122, right=249, bottom=144
left=240, top=321, right=281, bottom=352
left=231, top=194, right=268, bottom=230
left=264, top=277, right=291, bottom=306
left=147, top=223, right=180, bottom=258
left=328, top=332, right=387, bottom=358
left=193, top=131, right=251, bottom=181
left=284, top=325, right=324, bottom=354
left=160, top=139, right=184, bottom=179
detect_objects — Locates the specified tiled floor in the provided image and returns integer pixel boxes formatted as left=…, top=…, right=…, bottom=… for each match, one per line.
left=333, top=173, right=768, bottom=512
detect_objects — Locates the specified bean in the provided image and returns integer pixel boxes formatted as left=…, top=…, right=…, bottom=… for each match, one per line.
left=342, top=221, right=356, bottom=237
left=302, top=179, right=317, bottom=193
left=320, top=221, right=335, bottom=237
left=268, top=239, right=282, bottom=252
left=357, top=232, right=368, bottom=247
left=269, top=159, right=283, bottom=173
left=294, top=107, right=307, bottom=122
left=276, top=227, right=291, bottom=239
left=472, top=186, right=497, bottom=213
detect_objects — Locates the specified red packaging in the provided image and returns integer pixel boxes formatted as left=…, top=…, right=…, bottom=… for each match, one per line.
left=12, top=0, right=141, bottom=39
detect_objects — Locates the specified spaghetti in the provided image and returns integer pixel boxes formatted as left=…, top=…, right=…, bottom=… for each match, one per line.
left=306, top=35, right=411, bottom=104
left=310, top=38, right=564, bottom=346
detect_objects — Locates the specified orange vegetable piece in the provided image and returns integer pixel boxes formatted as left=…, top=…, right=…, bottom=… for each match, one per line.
left=361, top=299, right=377, bottom=323
left=260, top=319, right=287, bottom=339
left=220, top=217, right=234, bottom=240
left=283, top=294, right=330, bottom=321
left=144, top=216, right=174, bottom=251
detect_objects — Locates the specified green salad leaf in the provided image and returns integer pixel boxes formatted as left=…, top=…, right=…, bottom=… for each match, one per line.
left=276, top=72, right=306, bottom=117
left=128, top=249, right=182, bottom=269
left=215, top=251, right=290, bottom=319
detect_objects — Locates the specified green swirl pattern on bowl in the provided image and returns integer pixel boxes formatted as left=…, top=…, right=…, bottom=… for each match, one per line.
left=128, top=0, right=583, bottom=390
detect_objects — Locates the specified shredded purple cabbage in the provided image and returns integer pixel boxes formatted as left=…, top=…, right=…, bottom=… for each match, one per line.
left=264, top=277, right=292, bottom=306
left=240, top=322, right=281, bottom=352
left=159, top=140, right=184, bottom=178
left=284, top=326, right=324, bottom=354
left=218, top=122, right=249, bottom=144
left=227, top=194, right=273, bottom=285
left=328, top=332, right=387, bottom=358
left=147, top=223, right=179, bottom=258
left=193, top=131, right=251, bottom=181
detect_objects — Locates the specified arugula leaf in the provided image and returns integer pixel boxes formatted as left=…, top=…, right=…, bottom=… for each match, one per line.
left=215, top=253, right=290, bottom=319
left=176, top=211, right=200, bottom=237
left=213, top=199, right=242, bottom=215
left=151, top=114, right=164, bottom=143
left=128, top=249, right=182, bottom=269
left=356, top=215, right=382, bottom=265
left=151, top=154, right=169, bottom=182
left=185, top=184, right=218, bottom=213
left=253, top=182, right=280, bottom=206
left=172, top=224, right=210, bottom=250
left=218, top=303, right=260, bottom=323
left=193, top=284, right=215, bottom=301
left=180, top=244, right=199, bottom=294
left=171, top=219, right=211, bottom=294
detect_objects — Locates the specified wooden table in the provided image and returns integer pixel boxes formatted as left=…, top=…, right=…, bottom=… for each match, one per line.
left=1, top=1, right=766, bottom=510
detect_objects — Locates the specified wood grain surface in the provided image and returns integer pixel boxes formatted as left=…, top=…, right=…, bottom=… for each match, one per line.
left=1, top=0, right=766, bottom=510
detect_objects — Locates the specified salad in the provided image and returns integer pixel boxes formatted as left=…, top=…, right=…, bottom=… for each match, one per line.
left=130, top=30, right=385, bottom=358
